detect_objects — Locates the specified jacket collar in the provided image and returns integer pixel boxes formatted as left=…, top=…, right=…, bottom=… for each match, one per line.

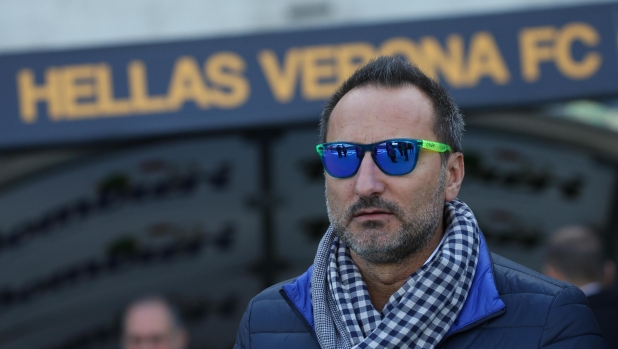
left=282, top=232, right=505, bottom=332
left=445, top=232, right=505, bottom=334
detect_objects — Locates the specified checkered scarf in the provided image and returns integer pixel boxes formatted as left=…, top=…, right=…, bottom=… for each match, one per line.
left=311, top=199, right=479, bottom=349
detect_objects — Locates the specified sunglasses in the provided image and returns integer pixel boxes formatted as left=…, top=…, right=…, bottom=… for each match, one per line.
left=316, top=138, right=452, bottom=178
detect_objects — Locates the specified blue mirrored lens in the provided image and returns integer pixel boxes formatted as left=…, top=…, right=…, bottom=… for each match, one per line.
left=374, top=141, right=417, bottom=175
left=321, top=144, right=361, bottom=178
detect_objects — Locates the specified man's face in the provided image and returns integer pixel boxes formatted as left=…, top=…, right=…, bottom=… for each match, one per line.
left=325, top=85, right=447, bottom=264
left=123, top=302, right=187, bottom=349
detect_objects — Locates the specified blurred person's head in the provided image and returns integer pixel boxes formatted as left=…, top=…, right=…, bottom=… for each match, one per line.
left=122, top=295, right=188, bottom=349
left=543, top=225, right=615, bottom=293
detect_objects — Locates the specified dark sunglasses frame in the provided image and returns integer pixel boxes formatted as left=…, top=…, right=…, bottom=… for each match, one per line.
left=316, top=138, right=452, bottom=178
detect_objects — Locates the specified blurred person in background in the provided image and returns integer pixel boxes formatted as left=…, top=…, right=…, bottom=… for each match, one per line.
left=543, top=225, right=618, bottom=348
left=122, top=295, right=189, bottom=349
left=234, top=56, right=605, bottom=349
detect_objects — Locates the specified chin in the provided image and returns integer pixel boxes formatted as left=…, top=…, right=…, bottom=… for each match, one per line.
left=350, top=244, right=411, bottom=264
left=348, top=229, right=401, bottom=251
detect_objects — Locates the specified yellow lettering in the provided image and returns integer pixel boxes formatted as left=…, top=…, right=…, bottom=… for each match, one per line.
left=166, top=56, right=210, bottom=110
left=302, top=45, right=338, bottom=100
left=17, top=68, right=63, bottom=123
left=336, top=42, right=376, bottom=82
left=519, top=23, right=601, bottom=82
left=554, top=22, right=601, bottom=80
left=420, top=35, right=466, bottom=86
left=519, top=26, right=555, bottom=82
left=127, top=60, right=169, bottom=113
left=18, top=55, right=255, bottom=122
left=62, top=65, right=98, bottom=119
left=205, top=52, right=250, bottom=108
left=95, top=64, right=131, bottom=115
left=465, top=32, right=510, bottom=85
left=258, top=49, right=302, bottom=103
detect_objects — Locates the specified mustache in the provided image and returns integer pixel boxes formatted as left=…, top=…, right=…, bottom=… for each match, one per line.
left=344, top=196, right=403, bottom=220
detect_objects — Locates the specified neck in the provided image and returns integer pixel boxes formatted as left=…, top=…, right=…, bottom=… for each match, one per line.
left=351, top=221, right=445, bottom=313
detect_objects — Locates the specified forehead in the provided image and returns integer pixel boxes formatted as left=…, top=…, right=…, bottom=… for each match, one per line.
left=125, top=302, right=173, bottom=332
left=326, top=85, right=436, bottom=143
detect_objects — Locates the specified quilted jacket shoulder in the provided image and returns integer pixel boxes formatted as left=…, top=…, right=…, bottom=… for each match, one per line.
left=441, top=253, right=606, bottom=348
left=234, top=279, right=319, bottom=349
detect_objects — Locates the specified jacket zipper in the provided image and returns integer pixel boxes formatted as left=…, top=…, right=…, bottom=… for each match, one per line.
left=438, top=249, right=506, bottom=347
left=279, top=289, right=320, bottom=344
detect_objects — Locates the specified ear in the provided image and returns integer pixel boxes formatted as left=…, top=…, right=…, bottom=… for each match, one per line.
left=444, top=152, right=464, bottom=202
left=543, top=264, right=566, bottom=282
left=604, top=260, right=616, bottom=287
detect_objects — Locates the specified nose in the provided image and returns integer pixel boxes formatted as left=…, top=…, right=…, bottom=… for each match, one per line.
left=354, top=153, right=386, bottom=198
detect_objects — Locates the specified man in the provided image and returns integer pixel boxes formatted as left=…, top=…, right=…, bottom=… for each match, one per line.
left=543, top=225, right=618, bottom=348
left=122, top=295, right=188, bottom=349
left=234, top=56, right=605, bottom=348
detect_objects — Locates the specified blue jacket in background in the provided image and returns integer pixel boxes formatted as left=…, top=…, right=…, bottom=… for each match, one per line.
left=234, top=235, right=607, bottom=348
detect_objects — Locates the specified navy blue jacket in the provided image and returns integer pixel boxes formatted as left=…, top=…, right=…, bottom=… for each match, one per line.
left=235, top=236, right=606, bottom=348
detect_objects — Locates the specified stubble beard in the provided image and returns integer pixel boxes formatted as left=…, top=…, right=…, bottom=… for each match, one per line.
left=326, top=168, right=446, bottom=264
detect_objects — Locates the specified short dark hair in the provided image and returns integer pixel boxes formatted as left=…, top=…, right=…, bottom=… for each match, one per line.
left=319, top=56, right=464, bottom=161
left=544, top=226, right=605, bottom=284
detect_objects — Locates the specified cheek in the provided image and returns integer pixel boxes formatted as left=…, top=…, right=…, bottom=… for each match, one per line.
left=398, top=171, right=440, bottom=203
left=325, top=178, right=355, bottom=206
left=412, top=156, right=443, bottom=186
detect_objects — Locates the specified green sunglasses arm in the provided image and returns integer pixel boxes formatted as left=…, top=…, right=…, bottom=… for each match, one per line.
left=316, top=144, right=324, bottom=156
left=419, top=140, right=453, bottom=153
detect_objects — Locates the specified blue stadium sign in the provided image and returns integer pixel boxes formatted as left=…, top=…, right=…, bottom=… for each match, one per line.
left=0, top=3, right=617, bottom=148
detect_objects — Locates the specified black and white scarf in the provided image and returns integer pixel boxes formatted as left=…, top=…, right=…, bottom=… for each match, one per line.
left=311, top=199, right=480, bottom=349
